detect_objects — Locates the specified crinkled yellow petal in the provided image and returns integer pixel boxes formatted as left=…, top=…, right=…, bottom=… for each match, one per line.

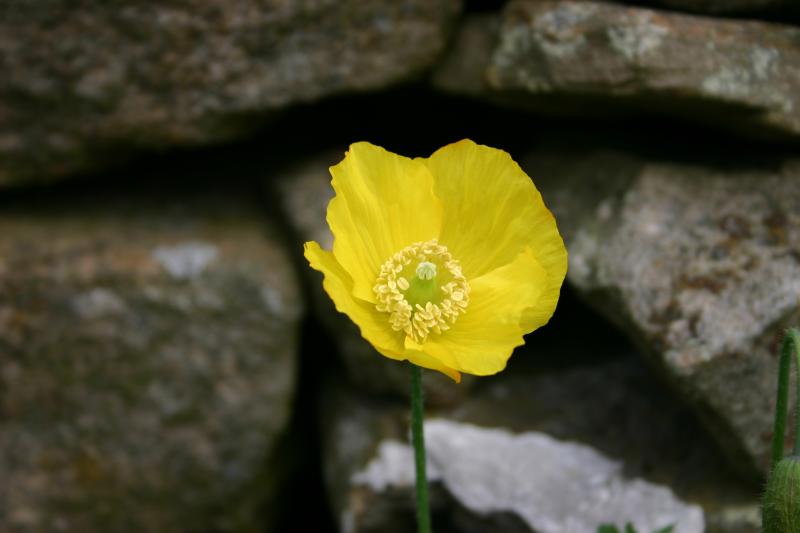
left=305, top=241, right=405, bottom=358
left=405, top=349, right=462, bottom=383
left=422, top=139, right=566, bottom=285
left=416, top=247, right=548, bottom=376
left=309, top=140, right=566, bottom=382
left=307, top=240, right=462, bottom=381
left=328, top=142, right=443, bottom=302
left=518, top=198, right=568, bottom=333
left=520, top=230, right=567, bottom=332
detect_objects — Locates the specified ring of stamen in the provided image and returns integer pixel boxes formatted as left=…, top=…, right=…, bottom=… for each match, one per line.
left=373, top=239, right=470, bottom=344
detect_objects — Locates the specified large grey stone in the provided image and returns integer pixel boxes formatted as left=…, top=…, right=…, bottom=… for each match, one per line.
left=0, top=189, right=302, bottom=531
left=433, top=1, right=800, bottom=140
left=322, top=351, right=760, bottom=533
left=276, top=153, right=469, bottom=407
left=431, top=14, right=500, bottom=100
left=0, top=0, right=460, bottom=186
left=525, top=148, right=800, bottom=477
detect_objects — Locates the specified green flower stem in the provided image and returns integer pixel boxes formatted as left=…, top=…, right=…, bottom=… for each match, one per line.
left=410, top=364, right=432, bottom=533
left=771, top=328, right=800, bottom=469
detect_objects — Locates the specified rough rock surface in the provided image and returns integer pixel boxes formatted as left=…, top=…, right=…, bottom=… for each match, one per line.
left=322, top=350, right=760, bottom=533
left=434, top=1, right=800, bottom=140
left=0, top=0, right=460, bottom=186
left=431, top=14, right=499, bottom=100
left=276, top=153, right=469, bottom=406
left=0, top=189, right=302, bottom=531
left=525, top=148, right=800, bottom=477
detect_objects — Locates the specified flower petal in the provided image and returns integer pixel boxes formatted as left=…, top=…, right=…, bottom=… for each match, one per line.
left=328, top=142, right=443, bottom=302
left=405, top=349, right=462, bottom=383
left=305, top=241, right=405, bottom=357
left=521, top=231, right=567, bottom=332
left=422, top=139, right=565, bottom=283
left=418, top=247, right=548, bottom=376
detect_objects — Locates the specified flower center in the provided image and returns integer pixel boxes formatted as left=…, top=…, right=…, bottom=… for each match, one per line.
left=373, top=239, right=470, bottom=344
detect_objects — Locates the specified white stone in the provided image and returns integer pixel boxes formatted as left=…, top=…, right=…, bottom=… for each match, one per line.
left=353, top=419, right=704, bottom=533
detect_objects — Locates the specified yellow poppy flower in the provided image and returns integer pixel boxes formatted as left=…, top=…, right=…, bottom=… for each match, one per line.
left=304, top=139, right=567, bottom=382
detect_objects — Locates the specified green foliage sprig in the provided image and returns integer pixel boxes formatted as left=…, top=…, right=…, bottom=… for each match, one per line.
left=762, top=328, right=800, bottom=533
left=597, top=523, right=673, bottom=533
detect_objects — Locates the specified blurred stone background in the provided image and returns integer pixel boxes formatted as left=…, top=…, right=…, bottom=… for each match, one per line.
left=1, top=0, right=799, bottom=531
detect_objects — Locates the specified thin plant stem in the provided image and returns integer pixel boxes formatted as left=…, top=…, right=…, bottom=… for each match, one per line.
left=770, top=328, right=800, bottom=469
left=410, top=364, right=432, bottom=533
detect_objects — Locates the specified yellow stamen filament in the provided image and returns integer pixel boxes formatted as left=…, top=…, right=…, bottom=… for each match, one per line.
left=373, top=239, right=470, bottom=344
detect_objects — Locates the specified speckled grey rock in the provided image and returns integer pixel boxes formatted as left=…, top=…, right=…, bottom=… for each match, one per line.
left=0, top=189, right=302, bottom=532
left=525, top=148, right=800, bottom=477
left=276, top=153, right=469, bottom=407
left=322, top=352, right=760, bottom=533
left=0, top=0, right=460, bottom=186
left=431, top=14, right=499, bottom=100
left=434, top=1, right=800, bottom=140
